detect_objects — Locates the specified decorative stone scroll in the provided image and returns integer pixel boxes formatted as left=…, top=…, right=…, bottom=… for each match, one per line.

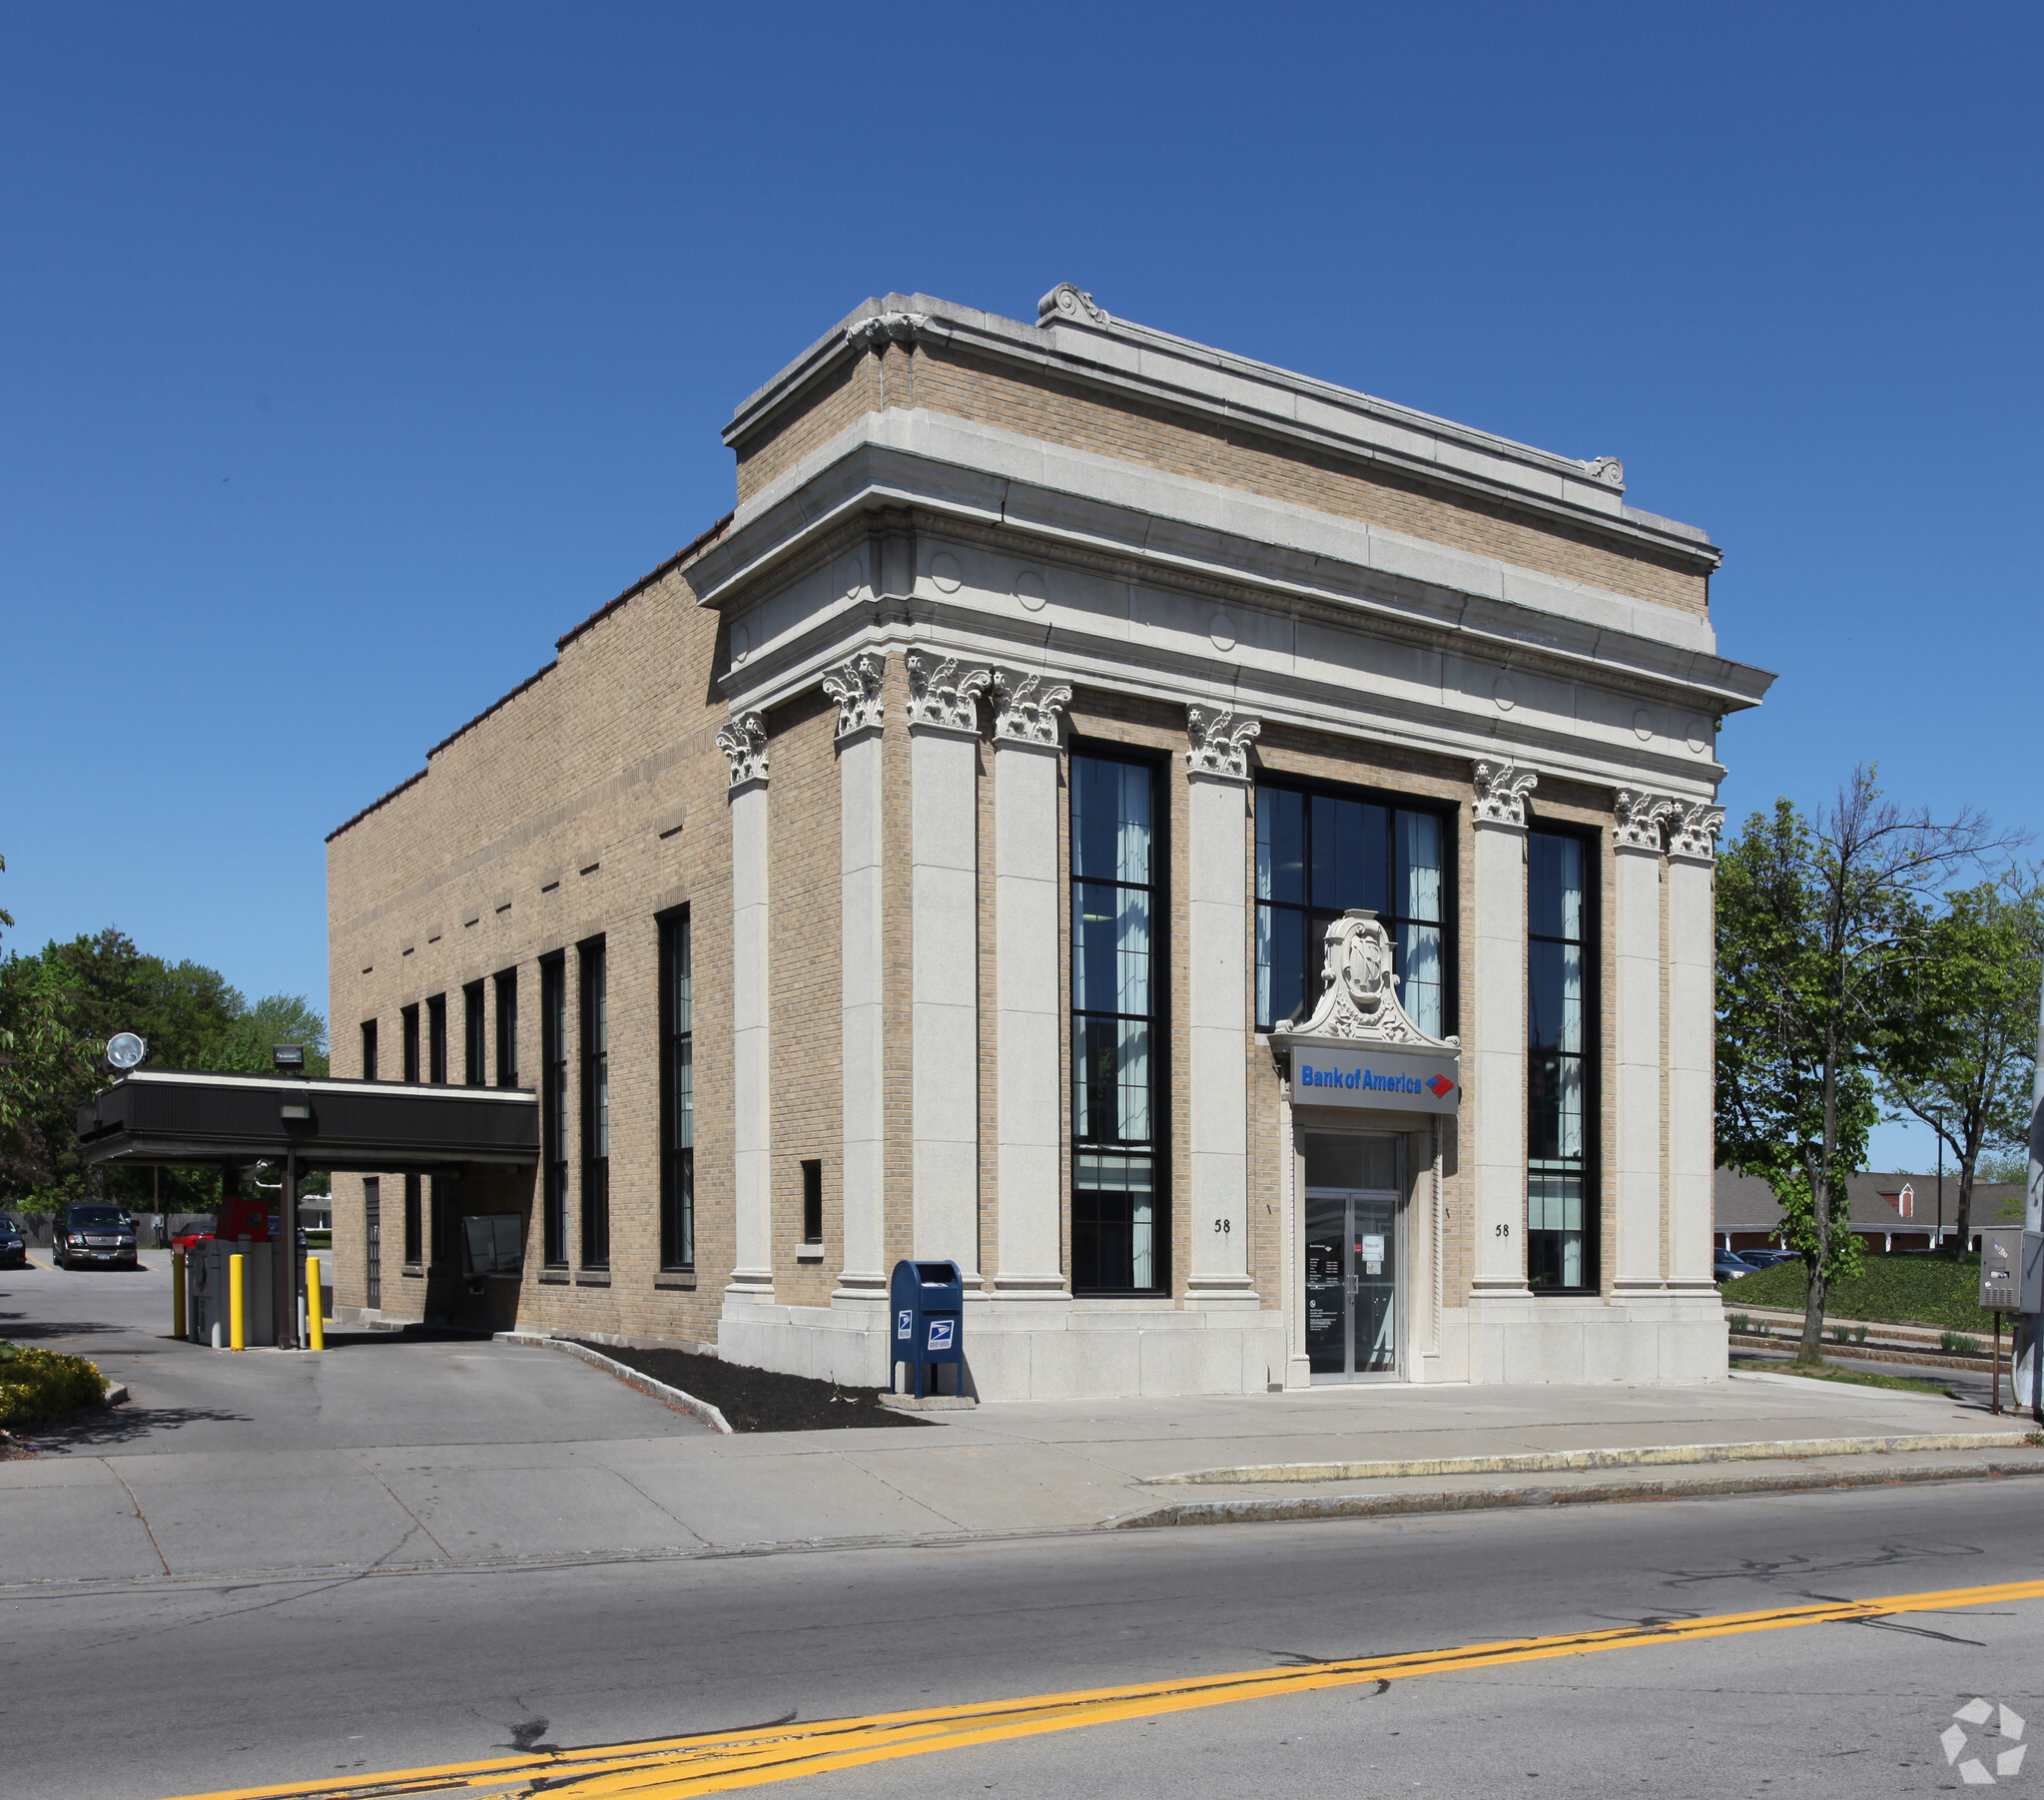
left=1037, top=283, right=1109, bottom=326
left=715, top=713, right=769, bottom=789
left=991, top=670, right=1072, bottom=748
left=906, top=653, right=992, bottom=733
left=1586, top=455, right=1626, bottom=488
left=1472, top=759, right=1538, bottom=828
left=1613, top=788, right=1677, bottom=853
left=1667, top=799, right=1725, bottom=862
left=1186, top=705, right=1261, bottom=782
left=1273, top=910, right=1460, bottom=1051
left=822, top=652, right=886, bottom=739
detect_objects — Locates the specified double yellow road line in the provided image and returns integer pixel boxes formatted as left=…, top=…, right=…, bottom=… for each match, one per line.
left=177, top=1575, right=2044, bottom=1800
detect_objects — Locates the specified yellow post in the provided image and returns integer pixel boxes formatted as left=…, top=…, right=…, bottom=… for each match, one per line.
left=172, top=1251, right=187, bottom=1340
left=306, top=1255, right=325, bottom=1351
left=229, top=1252, right=246, bottom=1351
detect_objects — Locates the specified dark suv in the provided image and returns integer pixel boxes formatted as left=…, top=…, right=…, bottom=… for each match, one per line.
left=53, top=1205, right=139, bottom=1270
left=0, top=1214, right=25, bottom=1269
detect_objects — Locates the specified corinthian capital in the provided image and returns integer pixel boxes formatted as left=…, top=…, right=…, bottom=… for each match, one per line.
left=991, top=670, right=1072, bottom=749
left=1668, top=799, right=1725, bottom=863
left=822, top=652, right=886, bottom=739
left=1186, top=705, right=1261, bottom=782
left=1614, top=788, right=1677, bottom=853
left=715, top=713, right=769, bottom=789
left=1472, top=759, right=1538, bottom=828
left=906, top=653, right=992, bottom=734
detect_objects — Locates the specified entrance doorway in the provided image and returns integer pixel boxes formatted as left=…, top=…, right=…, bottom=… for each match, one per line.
left=1303, top=1131, right=1403, bottom=1381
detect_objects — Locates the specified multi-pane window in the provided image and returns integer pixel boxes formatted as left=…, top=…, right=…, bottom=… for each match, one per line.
left=462, top=981, right=485, bottom=1086
left=360, top=1019, right=377, bottom=1081
left=1255, top=787, right=1448, bottom=1034
left=400, top=1005, right=420, bottom=1083
left=494, top=968, right=518, bottom=1089
left=540, top=953, right=566, bottom=1266
left=426, top=993, right=447, bottom=1085
left=579, top=939, right=609, bottom=1270
left=658, top=911, right=694, bottom=1271
left=1069, top=752, right=1165, bottom=1295
left=1527, top=830, right=1595, bottom=1291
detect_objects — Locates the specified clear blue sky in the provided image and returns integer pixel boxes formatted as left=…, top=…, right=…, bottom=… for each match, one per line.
left=4, top=4, right=2037, bottom=1169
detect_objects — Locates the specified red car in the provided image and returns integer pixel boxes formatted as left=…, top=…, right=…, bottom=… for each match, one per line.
left=170, top=1226, right=214, bottom=1255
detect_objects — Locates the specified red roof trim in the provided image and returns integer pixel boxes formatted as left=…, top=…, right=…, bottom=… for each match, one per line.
left=553, top=512, right=734, bottom=653
left=423, top=659, right=559, bottom=762
left=326, top=767, right=427, bottom=843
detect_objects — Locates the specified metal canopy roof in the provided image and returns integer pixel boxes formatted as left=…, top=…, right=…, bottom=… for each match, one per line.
left=76, top=1068, right=539, bottom=1172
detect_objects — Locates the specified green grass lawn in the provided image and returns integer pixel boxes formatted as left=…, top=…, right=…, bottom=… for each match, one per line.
left=1728, top=1358, right=1949, bottom=1395
left=1727, top=1252, right=1998, bottom=1333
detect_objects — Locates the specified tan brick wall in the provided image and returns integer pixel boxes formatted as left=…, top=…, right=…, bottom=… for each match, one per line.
left=734, top=353, right=882, bottom=502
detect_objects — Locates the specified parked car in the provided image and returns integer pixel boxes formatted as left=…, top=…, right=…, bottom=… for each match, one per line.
left=1738, top=1247, right=1800, bottom=1269
left=52, top=1205, right=139, bottom=1269
left=1713, top=1248, right=1757, bottom=1282
left=0, top=1214, right=26, bottom=1268
left=171, top=1225, right=215, bottom=1254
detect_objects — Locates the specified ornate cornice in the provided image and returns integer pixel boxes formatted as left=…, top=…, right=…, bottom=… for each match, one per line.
left=1585, top=455, right=1626, bottom=490
left=1472, top=759, right=1538, bottom=829
left=1186, top=705, right=1261, bottom=782
left=846, top=310, right=930, bottom=351
left=1274, top=910, right=1460, bottom=1052
left=1668, top=799, right=1725, bottom=863
left=1614, top=788, right=1677, bottom=853
left=991, top=669, right=1072, bottom=748
left=1036, top=283, right=1109, bottom=326
left=822, top=652, right=886, bottom=740
left=906, top=653, right=992, bottom=734
left=715, top=713, right=769, bottom=788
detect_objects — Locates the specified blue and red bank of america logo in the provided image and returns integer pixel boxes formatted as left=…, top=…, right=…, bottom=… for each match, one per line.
left=1297, top=1063, right=1459, bottom=1100
left=1427, top=1074, right=1456, bottom=1098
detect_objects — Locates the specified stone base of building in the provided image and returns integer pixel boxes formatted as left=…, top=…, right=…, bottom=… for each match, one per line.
left=718, top=1293, right=1289, bottom=1402
left=1432, top=1288, right=1728, bottom=1386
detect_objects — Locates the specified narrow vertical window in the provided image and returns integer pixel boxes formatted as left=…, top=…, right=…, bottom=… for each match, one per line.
left=658, top=910, right=694, bottom=1271
left=801, top=1160, right=824, bottom=1246
left=402, top=1173, right=422, bottom=1267
left=1253, top=786, right=1449, bottom=1034
left=1069, top=751, right=1166, bottom=1295
left=426, top=994, right=447, bottom=1085
left=400, top=1005, right=420, bottom=1084
left=359, top=1019, right=378, bottom=1081
left=540, top=953, right=566, bottom=1267
left=362, top=1178, right=381, bottom=1310
left=462, top=981, right=485, bottom=1086
left=579, top=938, right=609, bottom=1269
left=1528, top=830, right=1596, bottom=1291
left=494, top=967, right=518, bottom=1088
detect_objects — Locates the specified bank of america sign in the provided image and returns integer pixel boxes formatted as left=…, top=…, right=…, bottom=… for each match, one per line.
left=1287, top=1043, right=1460, bottom=1113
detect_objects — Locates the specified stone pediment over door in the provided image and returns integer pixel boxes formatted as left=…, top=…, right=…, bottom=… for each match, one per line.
left=1273, top=909, right=1462, bottom=1111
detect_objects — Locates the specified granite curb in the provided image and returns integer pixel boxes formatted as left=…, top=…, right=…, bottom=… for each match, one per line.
left=494, top=1332, right=733, bottom=1434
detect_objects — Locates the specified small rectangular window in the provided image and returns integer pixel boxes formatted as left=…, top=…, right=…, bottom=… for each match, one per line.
left=426, top=994, right=447, bottom=1085
left=462, top=981, right=485, bottom=1086
left=578, top=938, right=609, bottom=1270
left=359, top=1018, right=378, bottom=1082
left=540, top=953, right=567, bottom=1266
left=400, top=1005, right=420, bottom=1084
left=402, top=1173, right=422, bottom=1267
left=494, top=968, right=518, bottom=1088
left=658, top=910, right=694, bottom=1271
left=801, top=1160, right=824, bottom=1245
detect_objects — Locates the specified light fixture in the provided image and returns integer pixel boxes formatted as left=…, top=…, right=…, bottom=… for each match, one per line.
left=280, top=1102, right=312, bottom=1121
left=106, top=1032, right=147, bottom=1071
left=272, top=1044, right=307, bottom=1074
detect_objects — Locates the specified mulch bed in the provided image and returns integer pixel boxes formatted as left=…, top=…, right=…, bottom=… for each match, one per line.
left=571, top=1342, right=935, bottom=1433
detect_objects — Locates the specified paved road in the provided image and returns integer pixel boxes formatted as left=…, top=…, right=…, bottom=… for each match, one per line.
left=7, top=1480, right=2040, bottom=1799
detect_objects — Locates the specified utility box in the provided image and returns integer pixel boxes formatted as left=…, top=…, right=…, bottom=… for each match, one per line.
left=1977, top=1227, right=2044, bottom=1314
left=188, top=1237, right=276, bottom=1346
left=889, top=1259, right=964, bottom=1398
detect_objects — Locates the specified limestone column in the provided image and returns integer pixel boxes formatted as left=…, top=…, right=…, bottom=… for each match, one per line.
left=716, top=713, right=774, bottom=1303
left=1185, top=705, right=1260, bottom=1303
left=823, top=653, right=889, bottom=1300
left=1666, top=799, right=1724, bottom=1290
left=1469, top=760, right=1537, bottom=1304
left=990, top=670, right=1072, bottom=1299
left=907, top=653, right=992, bottom=1279
left=1611, top=790, right=1674, bottom=1294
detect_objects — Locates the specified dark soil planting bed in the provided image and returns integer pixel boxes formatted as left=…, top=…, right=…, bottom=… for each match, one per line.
left=572, top=1342, right=935, bottom=1433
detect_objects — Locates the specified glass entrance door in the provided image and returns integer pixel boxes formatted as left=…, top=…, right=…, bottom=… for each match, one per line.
left=1302, top=1132, right=1402, bottom=1381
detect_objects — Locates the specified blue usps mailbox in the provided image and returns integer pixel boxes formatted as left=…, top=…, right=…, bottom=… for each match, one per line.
left=890, top=1259, right=964, bottom=1398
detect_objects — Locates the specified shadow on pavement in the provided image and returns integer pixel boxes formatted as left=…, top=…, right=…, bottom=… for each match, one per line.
left=0, top=1317, right=135, bottom=1341
left=13, top=1402, right=254, bottom=1452
left=319, top=1328, right=497, bottom=1350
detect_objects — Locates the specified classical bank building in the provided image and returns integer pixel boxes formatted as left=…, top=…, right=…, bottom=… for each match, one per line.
left=327, top=284, right=1772, bottom=1398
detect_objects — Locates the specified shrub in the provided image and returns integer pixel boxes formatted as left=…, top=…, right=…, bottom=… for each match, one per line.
left=1939, top=1332, right=1985, bottom=1358
left=0, top=1343, right=107, bottom=1429
left=1727, top=1314, right=1750, bottom=1334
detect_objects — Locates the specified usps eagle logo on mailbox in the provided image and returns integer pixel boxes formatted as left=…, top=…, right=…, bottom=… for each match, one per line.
left=927, top=1319, right=955, bottom=1351
left=897, top=1309, right=913, bottom=1340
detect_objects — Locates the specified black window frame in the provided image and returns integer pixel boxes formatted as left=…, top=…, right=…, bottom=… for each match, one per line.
left=1526, top=824, right=1600, bottom=1295
left=426, top=993, right=447, bottom=1085
left=657, top=909, right=695, bottom=1272
left=400, top=1005, right=420, bottom=1084
left=493, top=967, right=518, bottom=1089
left=539, top=952, right=567, bottom=1268
left=462, top=981, right=485, bottom=1087
left=402, top=1172, right=422, bottom=1268
left=1252, top=775, right=1457, bottom=1037
left=359, top=1018, right=378, bottom=1082
left=1067, top=743, right=1170, bottom=1298
left=801, top=1159, right=824, bottom=1246
left=578, top=936, right=609, bottom=1271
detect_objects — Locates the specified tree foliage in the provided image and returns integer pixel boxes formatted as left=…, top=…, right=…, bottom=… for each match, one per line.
left=1716, top=773, right=2009, bottom=1361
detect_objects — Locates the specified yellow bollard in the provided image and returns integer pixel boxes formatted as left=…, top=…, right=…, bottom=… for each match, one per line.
left=172, top=1251, right=187, bottom=1340
left=229, top=1252, right=246, bottom=1351
left=306, top=1254, right=325, bottom=1351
